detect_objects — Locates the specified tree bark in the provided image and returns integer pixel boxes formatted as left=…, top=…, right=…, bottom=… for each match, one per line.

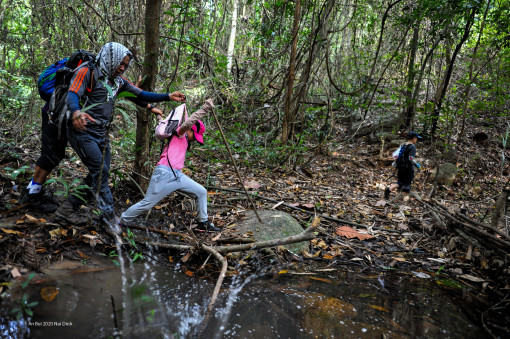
left=401, top=22, right=420, bottom=129
left=226, top=0, right=238, bottom=74
left=133, top=0, right=162, bottom=191
left=281, top=0, right=301, bottom=144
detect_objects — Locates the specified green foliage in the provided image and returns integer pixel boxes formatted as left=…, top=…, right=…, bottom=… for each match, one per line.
left=10, top=273, right=38, bottom=321
left=124, top=229, right=144, bottom=263
left=2, top=165, right=31, bottom=180
left=45, top=176, right=91, bottom=202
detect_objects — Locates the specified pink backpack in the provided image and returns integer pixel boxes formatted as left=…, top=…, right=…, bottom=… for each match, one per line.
left=155, top=104, right=188, bottom=140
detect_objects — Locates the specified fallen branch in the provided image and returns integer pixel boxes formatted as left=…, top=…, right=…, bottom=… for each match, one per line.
left=410, top=191, right=447, bottom=230
left=422, top=199, right=510, bottom=252
left=126, top=224, right=192, bottom=240
left=201, top=244, right=228, bottom=314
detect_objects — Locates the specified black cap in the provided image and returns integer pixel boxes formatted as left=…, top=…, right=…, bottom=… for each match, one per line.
left=407, top=131, right=422, bottom=140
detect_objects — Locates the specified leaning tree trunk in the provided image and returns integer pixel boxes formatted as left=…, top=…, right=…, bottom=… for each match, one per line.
left=430, top=8, right=477, bottom=138
left=133, top=0, right=162, bottom=191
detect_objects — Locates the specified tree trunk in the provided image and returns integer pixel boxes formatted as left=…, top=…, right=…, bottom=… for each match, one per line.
left=133, top=0, right=162, bottom=191
left=281, top=0, right=301, bottom=144
left=457, top=0, right=491, bottom=142
left=226, top=0, right=238, bottom=74
left=430, top=8, right=477, bottom=138
left=401, top=22, right=420, bottom=129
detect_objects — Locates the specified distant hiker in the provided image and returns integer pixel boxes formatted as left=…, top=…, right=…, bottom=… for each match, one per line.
left=21, top=52, right=163, bottom=214
left=385, top=131, right=422, bottom=200
left=54, top=42, right=186, bottom=228
left=119, top=99, right=220, bottom=233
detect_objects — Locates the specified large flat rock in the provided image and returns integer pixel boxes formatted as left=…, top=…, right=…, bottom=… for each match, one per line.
left=233, top=210, right=309, bottom=254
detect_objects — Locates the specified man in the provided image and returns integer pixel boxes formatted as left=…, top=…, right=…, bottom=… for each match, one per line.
left=55, top=42, right=185, bottom=226
left=385, top=131, right=422, bottom=200
left=21, top=71, right=163, bottom=214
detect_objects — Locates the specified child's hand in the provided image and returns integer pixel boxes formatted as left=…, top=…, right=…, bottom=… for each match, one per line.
left=202, top=99, right=214, bottom=112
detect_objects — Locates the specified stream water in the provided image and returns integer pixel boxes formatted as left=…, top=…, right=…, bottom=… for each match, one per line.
left=6, top=257, right=492, bottom=338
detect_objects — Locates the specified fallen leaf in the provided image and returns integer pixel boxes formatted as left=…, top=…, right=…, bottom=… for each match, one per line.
left=369, top=304, right=389, bottom=312
left=40, top=286, right=58, bottom=302
left=184, top=270, right=194, bottom=277
left=49, top=228, right=64, bottom=237
left=2, top=229, right=22, bottom=235
left=459, top=274, right=485, bottom=283
left=375, top=200, right=387, bottom=207
left=309, top=277, right=333, bottom=283
left=154, top=205, right=162, bottom=210
left=278, top=270, right=288, bottom=274
left=336, top=226, right=374, bottom=240
left=322, top=254, right=334, bottom=260
left=412, top=271, right=431, bottom=279
left=168, top=256, right=174, bottom=262
left=23, top=214, right=40, bottom=224
left=11, top=267, right=21, bottom=279
left=243, top=180, right=261, bottom=190
left=303, top=250, right=321, bottom=258
left=181, top=252, right=192, bottom=262
left=76, top=251, right=90, bottom=259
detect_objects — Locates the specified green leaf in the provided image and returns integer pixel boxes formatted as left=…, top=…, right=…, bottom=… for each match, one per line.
left=81, top=102, right=102, bottom=112
left=117, top=91, right=137, bottom=98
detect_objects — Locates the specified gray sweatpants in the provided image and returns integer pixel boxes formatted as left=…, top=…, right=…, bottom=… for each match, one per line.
left=120, top=165, right=208, bottom=224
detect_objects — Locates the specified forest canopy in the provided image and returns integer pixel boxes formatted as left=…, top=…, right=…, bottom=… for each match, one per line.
left=0, top=0, right=509, bottom=164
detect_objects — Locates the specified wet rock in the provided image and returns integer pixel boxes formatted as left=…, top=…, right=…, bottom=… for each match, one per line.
left=234, top=210, right=309, bottom=254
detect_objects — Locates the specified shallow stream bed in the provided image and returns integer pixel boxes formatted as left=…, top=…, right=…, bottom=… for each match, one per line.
left=3, top=258, right=499, bottom=338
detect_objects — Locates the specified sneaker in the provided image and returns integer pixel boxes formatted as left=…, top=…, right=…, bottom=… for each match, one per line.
left=100, top=212, right=122, bottom=235
left=19, top=188, right=59, bottom=213
left=384, top=187, right=391, bottom=200
left=53, top=200, right=89, bottom=225
left=194, top=220, right=220, bottom=233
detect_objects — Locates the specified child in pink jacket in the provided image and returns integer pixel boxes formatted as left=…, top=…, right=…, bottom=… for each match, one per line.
left=119, top=99, right=219, bottom=232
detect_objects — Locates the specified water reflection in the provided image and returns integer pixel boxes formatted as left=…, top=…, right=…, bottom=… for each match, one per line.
left=24, top=262, right=488, bottom=338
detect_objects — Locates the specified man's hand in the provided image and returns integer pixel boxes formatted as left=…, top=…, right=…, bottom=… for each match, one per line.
left=169, top=91, right=186, bottom=102
left=71, top=110, right=95, bottom=131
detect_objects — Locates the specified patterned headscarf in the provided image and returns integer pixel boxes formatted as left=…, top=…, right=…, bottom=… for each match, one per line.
left=96, top=42, right=133, bottom=80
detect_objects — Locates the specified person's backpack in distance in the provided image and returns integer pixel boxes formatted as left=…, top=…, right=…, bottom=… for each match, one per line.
left=46, top=50, right=97, bottom=139
left=155, top=104, right=188, bottom=140
left=394, top=143, right=410, bottom=169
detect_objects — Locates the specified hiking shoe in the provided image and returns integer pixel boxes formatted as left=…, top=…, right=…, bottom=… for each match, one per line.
left=384, top=187, right=391, bottom=200
left=53, top=200, right=89, bottom=225
left=194, top=220, right=220, bottom=233
left=100, top=212, right=122, bottom=235
left=19, top=188, right=59, bottom=213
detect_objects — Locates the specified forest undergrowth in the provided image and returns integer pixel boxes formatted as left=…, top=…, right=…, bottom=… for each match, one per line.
left=0, top=108, right=509, bottom=336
